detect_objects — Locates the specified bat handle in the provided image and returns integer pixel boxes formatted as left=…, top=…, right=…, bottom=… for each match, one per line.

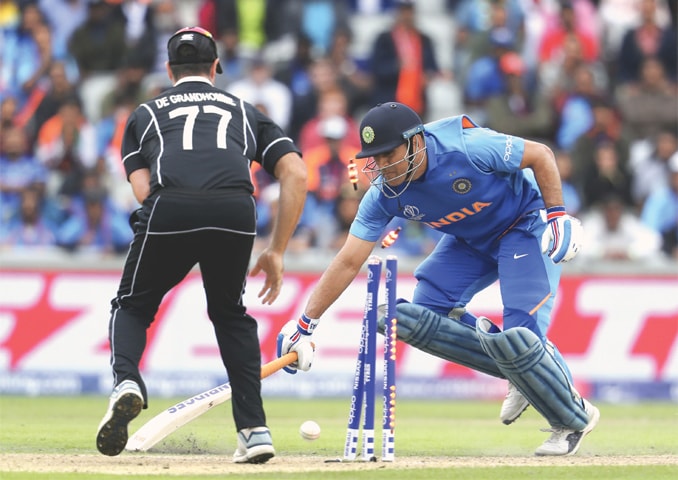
left=261, top=342, right=315, bottom=379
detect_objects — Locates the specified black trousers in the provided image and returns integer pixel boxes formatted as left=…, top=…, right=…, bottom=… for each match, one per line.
left=108, top=189, right=265, bottom=430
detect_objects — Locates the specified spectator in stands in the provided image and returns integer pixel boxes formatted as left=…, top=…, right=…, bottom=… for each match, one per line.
left=617, top=56, right=678, bottom=143
left=0, top=185, right=56, bottom=249
left=0, top=3, right=52, bottom=106
left=580, top=140, right=634, bottom=210
left=118, top=0, right=158, bottom=77
left=367, top=0, right=440, bottom=116
left=96, top=90, right=139, bottom=212
left=539, top=29, right=608, bottom=104
left=206, top=0, right=290, bottom=56
left=286, top=0, right=352, bottom=57
left=570, top=95, right=629, bottom=182
left=516, top=0, right=551, bottom=75
left=327, top=26, right=372, bottom=115
left=552, top=64, right=599, bottom=151
left=38, top=0, right=88, bottom=61
left=538, top=1, right=599, bottom=66
left=16, top=60, right=77, bottom=139
left=18, top=21, right=54, bottom=104
left=213, top=27, right=250, bottom=89
left=68, top=0, right=127, bottom=78
left=0, top=0, right=20, bottom=32
left=228, top=55, right=293, bottom=132
left=555, top=0, right=600, bottom=44
left=615, top=0, right=677, bottom=85
left=629, top=129, right=678, bottom=209
left=54, top=179, right=132, bottom=255
left=196, top=0, right=218, bottom=39
left=484, top=52, right=555, bottom=144
left=0, top=125, right=48, bottom=223
left=598, top=0, right=673, bottom=65
left=302, top=116, right=360, bottom=249
left=348, top=0, right=398, bottom=14
left=641, top=152, right=678, bottom=259
left=452, top=0, right=525, bottom=82
left=521, top=0, right=602, bottom=85
left=99, top=53, right=153, bottom=120
left=35, top=95, right=99, bottom=198
left=297, top=86, right=359, bottom=152
left=274, top=32, right=314, bottom=98
left=304, top=115, right=361, bottom=215
left=287, top=56, right=349, bottom=142
left=150, top=0, right=180, bottom=74
left=0, top=95, right=18, bottom=131
left=580, top=193, right=662, bottom=261
left=463, top=26, right=517, bottom=123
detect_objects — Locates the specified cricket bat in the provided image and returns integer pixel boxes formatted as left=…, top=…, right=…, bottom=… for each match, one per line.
left=125, top=351, right=299, bottom=452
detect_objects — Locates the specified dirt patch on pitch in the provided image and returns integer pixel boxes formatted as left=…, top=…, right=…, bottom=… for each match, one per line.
left=2, top=453, right=677, bottom=476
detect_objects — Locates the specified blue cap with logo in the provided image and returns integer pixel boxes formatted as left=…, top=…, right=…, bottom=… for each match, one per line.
left=356, top=102, right=424, bottom=158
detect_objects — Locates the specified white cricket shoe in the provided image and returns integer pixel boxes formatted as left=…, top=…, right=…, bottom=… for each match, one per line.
left=534, top=399, right=600, bottom=456
left=96, top=380, right=144, bottom=456
left=500, top=382, right=530, bottom=425
left=232, top=427, right=275, bottom=464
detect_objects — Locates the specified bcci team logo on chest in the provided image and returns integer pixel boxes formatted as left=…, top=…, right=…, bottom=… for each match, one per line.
left=452, top=178, right=472, bottom=194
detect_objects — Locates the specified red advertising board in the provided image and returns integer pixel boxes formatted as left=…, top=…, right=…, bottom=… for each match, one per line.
left=1, top=269, right=676, bottom=399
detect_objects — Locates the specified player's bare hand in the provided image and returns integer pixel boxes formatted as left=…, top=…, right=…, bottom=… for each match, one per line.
left=249, top=249, right=284, bottom=304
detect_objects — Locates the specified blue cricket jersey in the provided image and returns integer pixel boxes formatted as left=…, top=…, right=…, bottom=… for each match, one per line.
left=350, top=115, right=545, bottom=253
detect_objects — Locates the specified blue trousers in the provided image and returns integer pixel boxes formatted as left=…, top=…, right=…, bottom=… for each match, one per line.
left=412, top=211, right=560, bottom=341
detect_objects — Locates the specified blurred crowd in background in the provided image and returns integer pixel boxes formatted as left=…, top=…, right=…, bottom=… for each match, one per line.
left=0, top=0, right=676, bottom=263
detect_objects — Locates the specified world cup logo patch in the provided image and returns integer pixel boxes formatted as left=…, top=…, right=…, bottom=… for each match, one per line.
left=403, top=205, right=425, bottom=221
left=362, top=126, right=375, bottom=144
left=452, top=178, right=472, bottom=194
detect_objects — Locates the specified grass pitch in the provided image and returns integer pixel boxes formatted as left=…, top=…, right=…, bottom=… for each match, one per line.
left=1, top=395, right=677, bottom=479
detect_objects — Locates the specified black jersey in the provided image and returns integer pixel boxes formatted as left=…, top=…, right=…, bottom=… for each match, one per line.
left=121, top=77, right=300, bottom=194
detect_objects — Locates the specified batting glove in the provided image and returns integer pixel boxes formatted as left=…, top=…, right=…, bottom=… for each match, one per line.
left=276, top=314, right=318, bottom=374
left=541, top=206, right=584, bottom=263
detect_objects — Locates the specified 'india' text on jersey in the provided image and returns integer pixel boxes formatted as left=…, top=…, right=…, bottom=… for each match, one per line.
left=351, top=116, right=544, bottom=252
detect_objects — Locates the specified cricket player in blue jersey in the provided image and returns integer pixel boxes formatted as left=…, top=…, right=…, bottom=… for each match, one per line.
left=278, top=102, right=599, bottom=456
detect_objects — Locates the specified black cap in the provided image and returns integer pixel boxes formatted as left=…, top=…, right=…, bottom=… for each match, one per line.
left=356, top=102, right=424, bottom=158
left=167, top=27, right=222, bottom=74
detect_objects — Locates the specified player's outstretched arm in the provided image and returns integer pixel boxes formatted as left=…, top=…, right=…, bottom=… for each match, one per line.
left=276, top=234, right=375, bottom=373
left=305, top=234, right=376, bottom=319
left=251, top=152, right=307, bottom=304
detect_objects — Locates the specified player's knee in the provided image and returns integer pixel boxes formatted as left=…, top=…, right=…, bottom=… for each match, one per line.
left=502, top=307, right=543, bottom=338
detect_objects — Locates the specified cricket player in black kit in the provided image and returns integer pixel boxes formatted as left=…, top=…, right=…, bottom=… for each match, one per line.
left=95, top=27, right=307, bottom=464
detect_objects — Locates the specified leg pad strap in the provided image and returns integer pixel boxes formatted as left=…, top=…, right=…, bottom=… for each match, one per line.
left=476, top=318, right=588, bottom=429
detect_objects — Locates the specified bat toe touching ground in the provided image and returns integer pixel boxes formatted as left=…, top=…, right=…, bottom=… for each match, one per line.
left=125, top=351, right=299, bottom=452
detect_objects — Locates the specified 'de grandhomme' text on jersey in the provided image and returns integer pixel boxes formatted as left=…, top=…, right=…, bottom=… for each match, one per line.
left=121, top=77, right=299, bottom=194
left=351, top=115, right=546, bottom=252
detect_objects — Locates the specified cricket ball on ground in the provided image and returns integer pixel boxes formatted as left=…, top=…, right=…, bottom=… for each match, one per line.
left=299, top=420, right=321, bottom=441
